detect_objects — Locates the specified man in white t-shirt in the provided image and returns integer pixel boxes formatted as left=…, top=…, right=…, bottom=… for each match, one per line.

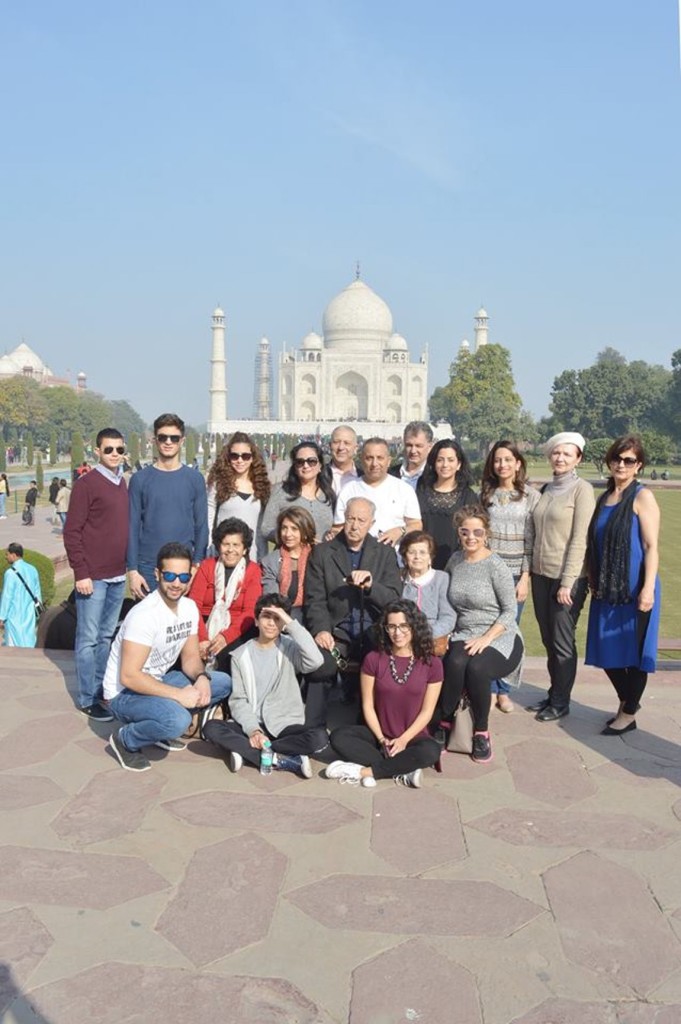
left=104, top=542, right=232, bottom=772
left=334, top=438, right=422, bottom=546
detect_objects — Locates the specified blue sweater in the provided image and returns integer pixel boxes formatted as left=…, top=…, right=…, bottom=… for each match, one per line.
left=127, top=466, right=208, bottom=570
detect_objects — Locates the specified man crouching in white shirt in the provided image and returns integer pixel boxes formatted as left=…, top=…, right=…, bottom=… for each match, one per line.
left=104, top=542, right=232, bottom=772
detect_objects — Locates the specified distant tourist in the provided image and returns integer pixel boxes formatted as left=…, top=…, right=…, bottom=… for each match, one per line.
left=0, top=473, right=9, bottom=519
left=55, top=478, right=71, bottom=528
left=0, top=542, right=42, bottom=647
left=23, top=481, right=38, bottom=527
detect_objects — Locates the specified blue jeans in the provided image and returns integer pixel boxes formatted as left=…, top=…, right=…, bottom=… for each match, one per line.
left=109, top=669, right=232, bottom=751
left=490, top=584, right=526, bottom=696
left=75, top=579, right=126, bottom=708
left=0, top=493, right=5, bottom=516
left=138, top=559, right=158, bottom=595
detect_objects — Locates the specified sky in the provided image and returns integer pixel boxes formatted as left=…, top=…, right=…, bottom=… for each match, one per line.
left=1, top=0, right=680, bottom=429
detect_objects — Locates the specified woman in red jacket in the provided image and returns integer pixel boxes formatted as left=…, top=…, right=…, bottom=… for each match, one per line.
left=189, top=517, right=262, bottom=672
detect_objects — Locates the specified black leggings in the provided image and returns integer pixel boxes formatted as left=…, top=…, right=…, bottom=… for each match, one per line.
left=441, top=637, right=524, bottom=732
left=330, top=725, right=440, bottom=780
left=604, top=610, right=651, bottom=715
left=203, top=720, right=330, bottom=769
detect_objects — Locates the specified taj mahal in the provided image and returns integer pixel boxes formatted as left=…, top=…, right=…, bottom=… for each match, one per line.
left=207, top=275, right=488, bottom=438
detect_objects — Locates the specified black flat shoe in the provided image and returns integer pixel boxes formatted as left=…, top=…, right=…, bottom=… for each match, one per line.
left=601, top=721, right=637, bottom=736
left=526, top=698, right=550, bottom=713
left=535, top=704, right=569, bottom=722
left=606, top=703, right=641, bottom=726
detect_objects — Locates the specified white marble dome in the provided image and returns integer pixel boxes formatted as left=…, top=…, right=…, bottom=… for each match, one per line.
left=387, top=332, right=408, bottom=350
left=301, top=330, right=322, bottom=349
left=322, top=279, right=393, bottom=349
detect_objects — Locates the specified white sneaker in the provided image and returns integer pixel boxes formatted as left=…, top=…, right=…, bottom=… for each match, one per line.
left=228, top=751, right=243, bottom=773
left=325, top=760, right=363, bottom=783
left=299, top=755, right=313, bottom=779
left=361, top=775, right=377, bottom=788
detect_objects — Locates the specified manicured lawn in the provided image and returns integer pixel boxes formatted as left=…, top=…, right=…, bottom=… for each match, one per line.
left=521, top=488, right=681, bottom=657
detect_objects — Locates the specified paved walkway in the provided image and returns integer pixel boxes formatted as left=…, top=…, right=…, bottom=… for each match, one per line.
left=0, top=504, right=69, bottom=572
left=1, top=651, right=681, bottom=1023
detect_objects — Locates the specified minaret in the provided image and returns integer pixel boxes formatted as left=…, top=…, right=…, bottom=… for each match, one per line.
left=209, top=305, right=227, bottom=431
left=253, top=336, right=273, bottom=419
left=473, top=307, right=489, bottom=351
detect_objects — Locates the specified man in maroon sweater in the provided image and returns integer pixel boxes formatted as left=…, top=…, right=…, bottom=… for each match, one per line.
left=64, top=428, right=129, bottom=721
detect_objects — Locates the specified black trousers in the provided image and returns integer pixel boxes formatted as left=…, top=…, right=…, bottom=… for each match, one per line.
left=303, top=627, right=377, bottom=727
left=604, top=610, right=651, bottom=715
left=330, top=724, right=440, bottom=779
left=531, top=575, right=588, bottom=709
left=441, top=637, right=524, bottom=731
left=203, top=720, right=330, bottom=768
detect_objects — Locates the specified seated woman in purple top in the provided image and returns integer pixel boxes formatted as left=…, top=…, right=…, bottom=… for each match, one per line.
left=327, top=600, right=442, bottom=789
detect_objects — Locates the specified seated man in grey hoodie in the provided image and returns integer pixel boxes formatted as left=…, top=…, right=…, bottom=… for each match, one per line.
left=203, top=592, right=329, bottom=776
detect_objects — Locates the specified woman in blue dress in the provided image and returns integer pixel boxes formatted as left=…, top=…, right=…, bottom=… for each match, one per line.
left=585, top=436, right=661, bottom=735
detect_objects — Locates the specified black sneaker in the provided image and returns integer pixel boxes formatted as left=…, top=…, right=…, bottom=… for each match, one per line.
left=393, top=769, right=422, bottom=788
left=80, top=703, right=114, bottom=723
left=110, top=732, right=151, bottom=772
left=154, top=737, right=186, bottom=752
left=471, top=733, right=493, bottom=763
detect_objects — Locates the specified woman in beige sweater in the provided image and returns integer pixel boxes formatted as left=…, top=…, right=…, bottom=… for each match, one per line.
left=527, top=432, right=595, bottom=722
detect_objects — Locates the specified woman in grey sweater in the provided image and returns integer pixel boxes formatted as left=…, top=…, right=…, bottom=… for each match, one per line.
left=441, top=506, right=523, bottom=764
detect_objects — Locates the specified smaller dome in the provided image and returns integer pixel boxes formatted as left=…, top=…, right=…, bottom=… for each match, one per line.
left=0, top=353, right=20, bottom=373
left=475, top=307, right=488, bottom=319
left=301, top=331, right=322, bottom=350
left=213, top=306, right=225, bottom=318
left=460, top=338, right=470, bottom=349
left=387, top=333, right=408, bottom=351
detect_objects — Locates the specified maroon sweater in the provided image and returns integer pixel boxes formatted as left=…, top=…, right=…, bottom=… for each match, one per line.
left=64, top=469, right=129, bottom=581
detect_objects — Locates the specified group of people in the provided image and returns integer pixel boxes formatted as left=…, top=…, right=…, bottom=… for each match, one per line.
left=6, top=412, right=658, bottom=787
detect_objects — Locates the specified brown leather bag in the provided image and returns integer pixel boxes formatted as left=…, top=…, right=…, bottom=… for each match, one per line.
left=432, top=635, right=450, bottom=658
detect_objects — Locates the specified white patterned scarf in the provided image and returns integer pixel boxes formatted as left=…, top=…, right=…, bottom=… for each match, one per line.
left=206, top=557, right=247, bottom=640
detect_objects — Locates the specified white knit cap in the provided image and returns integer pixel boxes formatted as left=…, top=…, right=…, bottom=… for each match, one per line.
left=544, top=431, right=586, bottom=455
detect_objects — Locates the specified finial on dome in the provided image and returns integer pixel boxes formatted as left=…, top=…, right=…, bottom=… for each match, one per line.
left=355, top=261, right=361, bottom=281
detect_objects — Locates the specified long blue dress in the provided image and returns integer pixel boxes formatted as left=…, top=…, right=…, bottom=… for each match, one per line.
left=585, top=496, right=660, bottom=673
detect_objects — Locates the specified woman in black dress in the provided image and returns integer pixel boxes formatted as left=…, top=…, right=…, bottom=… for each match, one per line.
left=417, top=439, right=478, bottom=569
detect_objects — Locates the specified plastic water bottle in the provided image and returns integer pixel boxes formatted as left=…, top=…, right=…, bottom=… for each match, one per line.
left=260, top=740, right=273, bottom=776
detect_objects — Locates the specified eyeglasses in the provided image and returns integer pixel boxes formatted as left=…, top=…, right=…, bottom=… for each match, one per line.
left=294, top=457, right=319, bottom=467
left=229, top=451, right=253, bottom=461
left=385, top=623, right=411, bottom=633
left=611, top=456, right=638, bottom=466
left=156, top=433, right=182, bottom=444
left=458, top=528, right=486, bottom=538
left=102, top=446, right=125, bottom=455
left=160, top=571, right=192, bottom=583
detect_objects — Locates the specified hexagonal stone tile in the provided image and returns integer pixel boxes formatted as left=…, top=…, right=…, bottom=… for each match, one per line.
left=156, top=833, right=287, bottom=965
left=349, top=938, right=480, bottom=1023
left=593, top=761, right=681, bottom=788
left=543, top=851, right=681, bottom=996
left=510, top=998, right=681, bottom=1023
left=0, top=714, right=84, bottom=770
left=162, top=791, right=360, bottom=834
left=0, top=907, right=53, bottom=1015
left=506, top=740, right=596, bottom=807
left=371, top=788, right=466, bottom=874
left=440, top=751, right=498, bottom=779
left=19, top=692, right=73, bottom=712
left=23, top=963, right=334, bottom=1023
left=470, top=808, right=676, bottom=851
left=0, top=774, right=65, bottom=810
left=0, top=846, right=168, bottom=909
left=288, top=875, right=543, bottom=936
left=51, top=770, right=166, bottom=846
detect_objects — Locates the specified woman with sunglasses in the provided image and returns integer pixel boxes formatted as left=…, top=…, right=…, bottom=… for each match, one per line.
left=188, top=516, right=262, bottom=672
left=261, top=506, right=316, bottom=623
left=206, top=432, right=270, bottom=562
left=480, top=440, right=540, bottom=713
left=417, top=439, right=478, bottom=569
left=440, top=506, right=523, bottom=763
left=326, top=600, right=443, bottom=788
left=261, top=441, right=336, bottom=544
left=585, top=436, right=661, bottom=735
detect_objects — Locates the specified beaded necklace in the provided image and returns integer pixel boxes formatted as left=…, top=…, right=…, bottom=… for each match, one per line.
left=388, top=652, right=415, bottom=685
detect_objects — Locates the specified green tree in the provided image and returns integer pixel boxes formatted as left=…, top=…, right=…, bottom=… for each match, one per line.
left=185, top=431, right=197, bottom=465
left=639, top=429, right=673, bottom=465
left=35, top=451, right=44, bottom=493
left=0, top=443, right=5, bottom=472
left=26, top=432, right=34, bottom=466
left=49, top=429, right=57, bottom=466
left=429, top=344, right=524, bottom=454
left=70, top=430, right=84, bottom=475
left=667, top=349, right=681, bottom=442
left=108, top=399, right=147, bottom=437
left=583, top=438, right=613, bottom=476
left=128, top=433, right=140, bottom=466
left=215, top=433, right=224, bottom=457
left=202, top=433, right=210, bottom=471
left=0, top=378, right=49, bottom=436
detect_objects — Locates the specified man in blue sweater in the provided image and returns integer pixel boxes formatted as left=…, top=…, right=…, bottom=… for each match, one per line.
left=127, top=413, right=208, bottom=598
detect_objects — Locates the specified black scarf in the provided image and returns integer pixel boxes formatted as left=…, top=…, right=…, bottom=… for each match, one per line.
left=587, top=480, right=638, bottom=605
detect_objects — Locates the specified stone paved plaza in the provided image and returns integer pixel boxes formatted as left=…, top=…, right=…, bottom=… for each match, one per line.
left=2, top=647, right=681, bottom=1023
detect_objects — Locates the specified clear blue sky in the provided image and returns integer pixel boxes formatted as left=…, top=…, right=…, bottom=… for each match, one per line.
left=1, top=1, right=679, bottom=428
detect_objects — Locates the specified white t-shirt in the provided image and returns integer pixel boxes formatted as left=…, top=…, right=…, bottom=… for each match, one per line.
left=335, top=476, right=421, bottom=537
left=103, top=591, right=199, bottom=699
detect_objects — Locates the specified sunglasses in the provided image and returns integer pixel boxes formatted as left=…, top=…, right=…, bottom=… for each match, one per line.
left=156, top=433, right=182, bottom=444
left=102, top=446, right=125, bottom=455
left=160, top=571, right=192, bottom=583
left=458, top=527, right=486, bottom=538
left=295, top=457, right=319, bottom=467
left=611, top=456, right=638, bottom=466
left=229, top=451, right=253, bottom=461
